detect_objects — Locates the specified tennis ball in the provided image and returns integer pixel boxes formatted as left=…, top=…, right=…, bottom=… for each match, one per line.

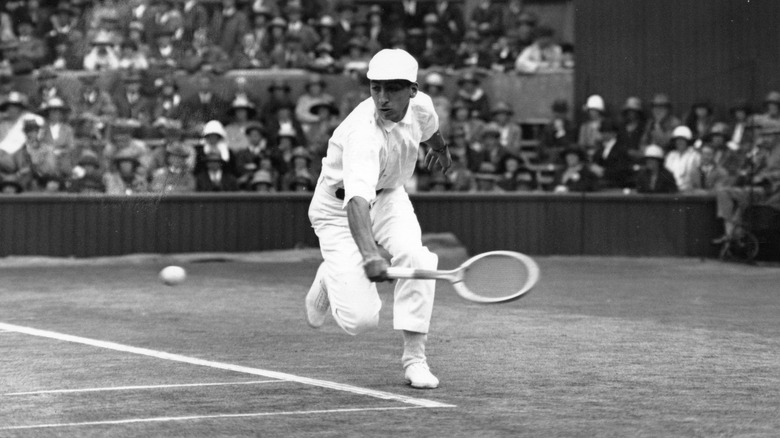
left=159, top=265, right=187, bottom=286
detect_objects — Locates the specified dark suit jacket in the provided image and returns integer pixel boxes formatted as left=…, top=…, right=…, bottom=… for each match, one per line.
left=636, top=167, right=679, bottom=194
left=181, top=93, right=231, bottom=130
left=592, top=139, right=634, bottom=188
left=195, top=169, right=240, bottom=192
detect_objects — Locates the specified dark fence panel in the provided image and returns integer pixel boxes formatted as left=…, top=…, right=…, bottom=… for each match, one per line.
left=0, top=193, right=720, bottom=258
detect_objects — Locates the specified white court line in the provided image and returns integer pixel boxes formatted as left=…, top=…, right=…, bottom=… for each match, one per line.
left=0, top=322, right=455, bottom=409
left=5, top=380, right=282, bottom=396
left=0, top=406, right=422, bottom=430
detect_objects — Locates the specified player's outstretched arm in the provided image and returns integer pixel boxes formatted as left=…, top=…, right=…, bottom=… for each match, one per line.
left=347, top=196, right=389, bottom=282
left=422, top=130, right=451, bottom=174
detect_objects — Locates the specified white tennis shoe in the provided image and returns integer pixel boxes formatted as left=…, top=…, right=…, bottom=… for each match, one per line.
left=404, top=361, right=439, bottom=389
left=305, top=266, right=329, bottom=328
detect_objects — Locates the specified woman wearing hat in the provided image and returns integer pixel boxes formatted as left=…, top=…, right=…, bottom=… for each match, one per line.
left=67, top=149, right=106, bottom=194
left=225, top=95, right=257, bottom=151
left=83, top=30, right=120, bottom=71
left=636, top=144, right=678, bottom=194
left=684, top=100, right=716, bottom=146
left=553, top=146, right=597, bottom=192
left=281, top=146, right=315, bottom=191
left=489, top=101, right=522, bottom=155
left=578, top=94, right=606, bottom=150
left=150, top=142, right=196, bottom=193
left=195, top=151, right=240, bottom=192
left=295, top=74, right=335, bottom=127
left=40, top=97, right=75, bottom=157
left=728, top=99, right=752, bottom=150
left=618, top=96, right=646, bottom=158
left=664, top=126, right=701, bottom=192
left=0, top=92, right=45, bottom=156
left=103, top=147, right=148, bottom=195
left=195, top=120, right=236, bottom=177
left=641, top=93, right=682, bottom=148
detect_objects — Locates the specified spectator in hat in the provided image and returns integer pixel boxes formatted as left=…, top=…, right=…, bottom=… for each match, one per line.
left=728, top=99, right=752, bottom=151
left=234, top=122, right=276, bottom=189
left=210, top=0, right=250, bottom=55
left=750, top=91, right=780, bottom=137
left=514, top=25, right=562, bottom=74
left=705, top=122, right=742, bottom=178
left=285, top=3, right=320, bottom=51
left=310, top=41, right=340, bottom=74
left=641, top=93, right=682, bottom=148
left=103, top=120, right=152, bottom=170
left=489, top=36, right=520, bottom=73
left=445, top=132, right=474, bottom=192
left=418, top=14, right=456, bottom=68
left=113, top=72, right=151, bottom=120
left=454, top=31, right=494, bottom=70
left=248, top=168, right=276, bottom=192
left=296, top=74, right=335, bottom=129
left=267, top=103, right=306, bottom=148
left=67, top=149, right=106, bottom=194
left=181, top=0, right=209, bottom=45
left=471, top=162, right=503, bottom=193
left=150, top=0, right=183, bottom=42
left=540, top=98, right=575, bottom=164
left=0, top=8, right=14, bottom=44
left=453, top=71, right=491, bottom=121
left=664, top=125, right=701, bottom=192
left=684, top=100, right=716, bottom=146
left=0, top=92, right=45, bottom=156
left=15, top=18, right=48, bottom=68
left=194, top=120, right=236, bottom=176
left=149, top=142, right=196, bottom=193
left=195, top=151, right=240, bottom=192
left=331, top=2, right=356, bottom=57
left=496, top=152, right=534, bottom=192
left=469, top=0, right=502, bottom=38
left=260, top=79, right=295, bottom=126
left=618, top=96, right=646, bottom=160
left=151, top=75, right=182, bottom=122
left=269, top=33, right=314, bottom=69
left=118, top=40, right=150, bottom=71
left=0, top=40, right=36, bottom=75
left=263, top=16, right=287, bottom=53
left=307, top=99, right=340, bottom=168
left=45, top=34, right=79, bottom=71
left=501, top=0, right=533, bottom=45
left=225, top=95, right=257, bottom=152
left=553, top=146, right=598, bottom=193
left=250, top=6, right=274, bottom=50
left=148, top=29, right=181, bottom=70
left=47, top=3, right=78, bottom=41
left=449, top=99, right=485, bottom=145
left=577, top=94, right=606, bottom=150
left=83, top=31, right=120, bottom=71
left=233, top=31, right=271, bottom=69
left=340, top=37, right=371, bottom=74
left=125, top=21, right=151, bottom=56
left=17, top=118, right=63, bottom=192
left=690, top=143, right=733, bottom=193
left=181, top=73, right=230, bottom=135
left=635, top=144, right=678, bottom=194
left=31, top=68, right=63, bottom=111
left=423, top=72, right=451, bottom=138
left=590, top=119, right=634, bottom=190
left=103, top=147, right=148, bottom=194
left=281, top=146, right=315, bottom=191
left=0, top=175, right=24, bottom=194
left=429, top=0, right=465, bottom=43
left=73, top=73, right=118, bottom=125
left=489, top=101, right=522, bottom=156
left=39, top=97, right=75, bottom=161
left=181, top=27, right=231, bottom=75
left=365, top=5, right=391, bottom=51
left=467, top=123, right=506, bottom=173
left=338, top=65, right=370, bottom=118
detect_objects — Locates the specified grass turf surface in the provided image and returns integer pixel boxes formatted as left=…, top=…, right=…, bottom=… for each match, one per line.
left=0, top=254, right=778, bottom=437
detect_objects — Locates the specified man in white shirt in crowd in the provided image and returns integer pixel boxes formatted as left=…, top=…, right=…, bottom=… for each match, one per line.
left=306, top=49, right=451, bottom=389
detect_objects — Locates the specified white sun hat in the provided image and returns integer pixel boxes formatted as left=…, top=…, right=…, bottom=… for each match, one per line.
left=366, top=49, right=418, bottom=83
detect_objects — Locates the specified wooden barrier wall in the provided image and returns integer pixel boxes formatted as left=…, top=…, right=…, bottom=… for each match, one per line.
left=0, top=193, right=721, bottom=259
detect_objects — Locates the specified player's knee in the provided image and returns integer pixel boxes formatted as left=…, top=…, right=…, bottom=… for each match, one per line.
left=336, top=308, right=379, bottom=336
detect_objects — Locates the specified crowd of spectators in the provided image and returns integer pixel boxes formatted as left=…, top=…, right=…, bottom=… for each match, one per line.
left=0, top=0, right=576, bottom=195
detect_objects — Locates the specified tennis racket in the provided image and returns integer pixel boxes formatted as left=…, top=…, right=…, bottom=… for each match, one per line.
left=386, top=251, right=540, bottom=304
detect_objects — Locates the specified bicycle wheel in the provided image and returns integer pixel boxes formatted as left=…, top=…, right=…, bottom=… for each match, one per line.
left=722, top=227, right=760, bottom=262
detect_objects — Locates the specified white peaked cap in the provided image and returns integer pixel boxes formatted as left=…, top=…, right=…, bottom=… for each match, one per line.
left=672, top=125, right=693, bottom=140
left=366, top=49, right=418, bottom=83
left=584, top=94, right=605, bottom=112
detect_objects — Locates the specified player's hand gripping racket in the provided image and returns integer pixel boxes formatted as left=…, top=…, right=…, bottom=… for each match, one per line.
left=386, top=251, right=540, bottom=303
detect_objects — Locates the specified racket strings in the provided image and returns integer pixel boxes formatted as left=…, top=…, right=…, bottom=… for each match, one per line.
left=462, top=255, right=530, bottom=299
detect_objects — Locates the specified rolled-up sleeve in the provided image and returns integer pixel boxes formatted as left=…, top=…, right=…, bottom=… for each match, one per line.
left=342, top=130, right=381, bottom=208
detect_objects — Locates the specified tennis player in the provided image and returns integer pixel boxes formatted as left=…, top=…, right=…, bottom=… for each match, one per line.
left=306, top=49, right=451, bottom=389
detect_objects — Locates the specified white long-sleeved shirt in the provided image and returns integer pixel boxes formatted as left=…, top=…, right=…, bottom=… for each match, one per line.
left=320, top=91, right=439, bottom=208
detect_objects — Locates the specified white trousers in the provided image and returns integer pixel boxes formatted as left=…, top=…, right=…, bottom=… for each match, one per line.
left=308, top=182, right=438, bottom=335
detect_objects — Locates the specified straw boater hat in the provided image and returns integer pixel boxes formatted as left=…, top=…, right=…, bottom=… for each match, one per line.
left=309, top=99, right=339, bottom=116
left=250, top=169, right=274, bottom=187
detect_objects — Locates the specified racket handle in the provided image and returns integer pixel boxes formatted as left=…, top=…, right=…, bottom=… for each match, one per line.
left=386, top=267, right=450, bottom=280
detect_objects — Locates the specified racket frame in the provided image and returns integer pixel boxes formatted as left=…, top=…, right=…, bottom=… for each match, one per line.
left=386, top=250, right=540, bottom=304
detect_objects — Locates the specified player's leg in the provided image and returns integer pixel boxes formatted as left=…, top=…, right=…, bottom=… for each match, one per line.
left=308, top=188, right=382, bottom=335
left=371, top=187, right=439, bottom=388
